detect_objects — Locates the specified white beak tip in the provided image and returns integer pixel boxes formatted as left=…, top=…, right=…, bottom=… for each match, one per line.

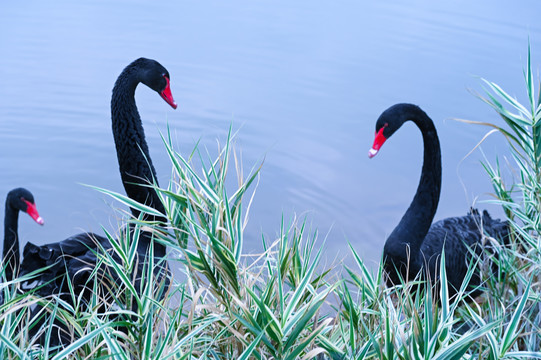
left=368, top=148, right=378, bottom=158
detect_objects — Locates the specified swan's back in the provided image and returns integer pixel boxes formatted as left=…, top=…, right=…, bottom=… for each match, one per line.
left=420, top=209, right=509, bottom=296
left=19, top=232, right=108, bottom=294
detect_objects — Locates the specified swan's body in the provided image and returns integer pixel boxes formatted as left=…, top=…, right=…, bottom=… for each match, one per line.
left=17, top=58, right=177, bottom=345
left=369, top=103, right=508, bottom=297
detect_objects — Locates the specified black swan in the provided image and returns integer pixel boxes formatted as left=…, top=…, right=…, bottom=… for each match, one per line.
left=18, top=58, right=177, bottom=343
left=368, top=103, right=508, bottom=298
left=2, top=188, right=44, bottom=282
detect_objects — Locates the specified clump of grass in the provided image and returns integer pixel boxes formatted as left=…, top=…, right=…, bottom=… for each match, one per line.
left=472, top=46, right=541, bottom=354
left=80, top=127, right=336, bottom=358
left=321, top=244, right=510, bottom=359
left=475, top=48, right=541, bottom=240
left=154, top=129, right=336, bottom=358
left=2, top=48, right=541, bottom=358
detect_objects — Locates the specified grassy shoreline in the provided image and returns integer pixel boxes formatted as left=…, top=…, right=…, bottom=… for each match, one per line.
left=1, top=56, right=541, bottom=359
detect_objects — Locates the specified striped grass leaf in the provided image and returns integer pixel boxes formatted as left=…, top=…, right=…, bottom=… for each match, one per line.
left=205, top=125, right=233, bottom=196
left=96, top=247, right=141, bottom=309
left=241, top=286, right=282, bottom=344
left=0, top=332, right=28, bottom=360
left=463, top=302, right=500, bottom=359
left=155, top=188, right=189, bottom=211
left=347, top=240, right=379, bottom=299
left=525, top=45, right=535, bottom=112
left=86, top=185, right=166, bottom=219
left=431, top=319, right=498, bottom=360
left=228, top=161, right=261, bottom=212
left=498, top=279, right=531, bottom=357
left=207, top=232, right=240, bottom=294
left=284, top=319, right=333, bottom=360
left=337, top=282, right=359, bottom=336
left=100, top=227, right=131, bottom=270
left=237, top=329, right=265, bottom=360
left=480, top=79, right=532, bottom=125
left=282, top=292, right=334, bottom=355
left=480, top=158, right=517, bottom=220
left=358, top=316, right=384, bottom=359
left=316, top=334, right=346, bottom=359
left=98, top=324, right=130, bottom=360
left=438, top=251, right=450, bottom=324
left=35, top=303, right=59, bottom=357
left=152, top=304, right=189, bottom=359
left=457, top=117, right=527, bottom=159
left=162, top=141, right=189, bottom=188
left=275, top=220, right=287, bottom=318
left=49, top=321, right=113, bottom=360
left=232, top=200, right=244, bottom=264
left=162, top=138, right=220, bottom=205
left=503, top=351, right=541, bottom=359
left=282, top=244, right=323, bottom=327
left=165, top=314, right=224, bottom=358
left=383, top=298, right=396, bottom=360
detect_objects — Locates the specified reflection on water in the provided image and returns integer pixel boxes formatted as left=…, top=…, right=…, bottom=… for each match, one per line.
left=1, top=0, right=540, bottom=268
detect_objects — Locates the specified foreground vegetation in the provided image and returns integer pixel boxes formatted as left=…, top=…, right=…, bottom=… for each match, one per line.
left=1, top=55, right=541, bottom=359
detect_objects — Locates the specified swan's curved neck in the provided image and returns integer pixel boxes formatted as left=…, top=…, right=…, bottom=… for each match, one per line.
left=3, top=202, right=20, bottom=281
left=111, top=66, right=167, bottom=225
left=387, top=108, right=441, bottom=254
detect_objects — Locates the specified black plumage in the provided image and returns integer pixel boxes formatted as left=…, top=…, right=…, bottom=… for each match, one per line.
left=16, top=58, right=177, bottom=345
left=2, top=188, right=43, bottom=283
left=369, top=103, right=509, bottom=298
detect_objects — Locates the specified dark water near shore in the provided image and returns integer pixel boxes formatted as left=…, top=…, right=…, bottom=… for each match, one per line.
left=1, top=0, right=541, bottom=270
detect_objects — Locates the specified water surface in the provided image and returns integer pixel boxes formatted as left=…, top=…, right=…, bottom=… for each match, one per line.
left=1, top=0, right=540, bottom=269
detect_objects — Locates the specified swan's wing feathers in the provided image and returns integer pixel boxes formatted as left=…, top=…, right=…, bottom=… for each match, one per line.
left=57, top=232, right=109, bottom=255
left=421, top=214, right=485, bottom=291
left=19, top=233, right=110, bottom=294
left=421, top=210, right=508, bottom=294
left=423, top=214, right=484, bottom=255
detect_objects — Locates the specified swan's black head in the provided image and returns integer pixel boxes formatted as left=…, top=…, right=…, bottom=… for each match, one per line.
left=368, top=103, right=421, bottom=158
left=132, top=57, right=178, bottom=109
left=6, top=188, right=44, bottom=225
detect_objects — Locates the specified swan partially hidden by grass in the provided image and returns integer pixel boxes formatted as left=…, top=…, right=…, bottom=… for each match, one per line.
left=368, top=103, right=509, bottom=298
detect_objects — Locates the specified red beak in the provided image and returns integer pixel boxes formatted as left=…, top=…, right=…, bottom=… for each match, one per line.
left=368, top=126, right=387, bottom=158
left=23, top=199, right=44, bottom=225
left=160, top=75, right=177, bottom=109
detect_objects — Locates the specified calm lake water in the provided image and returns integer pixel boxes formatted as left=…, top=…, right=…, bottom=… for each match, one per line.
left=1, top=0, right=541, bottom=269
